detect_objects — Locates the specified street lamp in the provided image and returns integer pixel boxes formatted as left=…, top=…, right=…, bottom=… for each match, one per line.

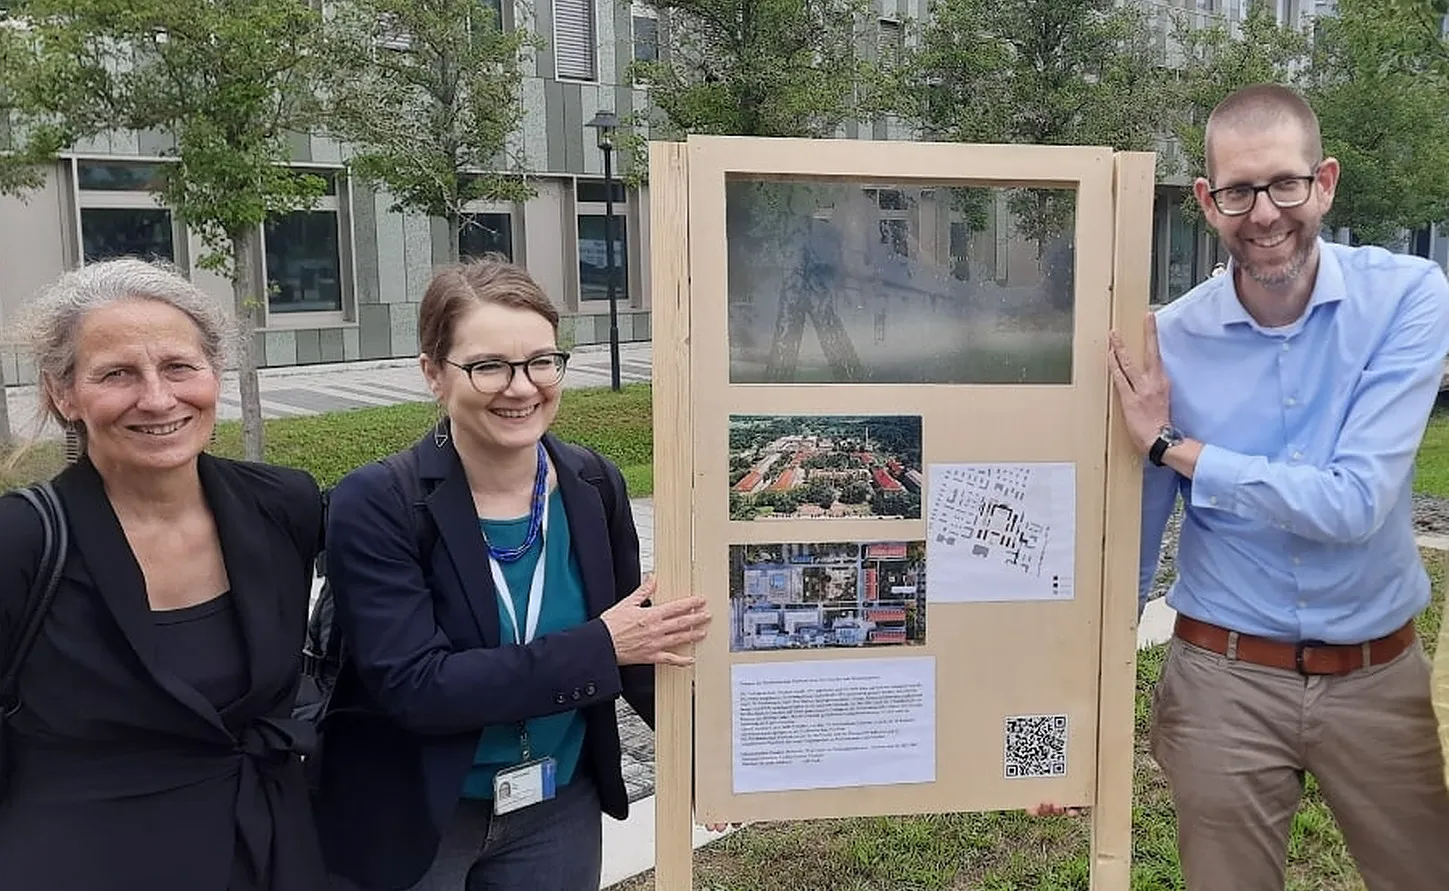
left=586, top=109, right=622, bottom=392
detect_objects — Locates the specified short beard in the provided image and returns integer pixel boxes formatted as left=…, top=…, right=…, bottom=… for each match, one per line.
left=1235, top=229, right=1315, bottom=289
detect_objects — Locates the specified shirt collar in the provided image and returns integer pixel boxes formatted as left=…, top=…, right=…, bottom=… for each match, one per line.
left=1211, top=238, right=1347, bottom=330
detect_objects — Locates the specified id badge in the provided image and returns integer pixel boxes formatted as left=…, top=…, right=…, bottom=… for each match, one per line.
left=493, top=757, right=557, bottom=815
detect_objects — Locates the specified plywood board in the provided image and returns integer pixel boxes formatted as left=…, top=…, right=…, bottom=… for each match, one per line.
left=650, top=135, right=1150, bottom=891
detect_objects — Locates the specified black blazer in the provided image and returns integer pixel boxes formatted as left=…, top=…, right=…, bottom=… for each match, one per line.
left=311, top=431, right=652, bottom=891
left=0, top=455, right=326, bottom=891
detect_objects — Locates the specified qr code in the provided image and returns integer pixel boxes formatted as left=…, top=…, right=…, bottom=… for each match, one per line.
left=1004, top=714, right=1068, bottom=779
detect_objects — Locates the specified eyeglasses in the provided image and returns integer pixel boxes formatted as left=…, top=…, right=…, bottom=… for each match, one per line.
left=1208, top=167, right=1320, bottom=216
left=444, top=351, right=570, bottom=394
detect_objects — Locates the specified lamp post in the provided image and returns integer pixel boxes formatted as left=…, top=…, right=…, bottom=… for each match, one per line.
left=586, top=109, right=621, bottom=392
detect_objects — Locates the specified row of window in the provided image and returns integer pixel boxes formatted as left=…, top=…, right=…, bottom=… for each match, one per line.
left=75, top=162, right=629, bottom=320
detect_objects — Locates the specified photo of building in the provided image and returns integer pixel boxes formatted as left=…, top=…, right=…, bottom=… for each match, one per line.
left=728, top=541, right=927, bottom=652
left=729, top=414, right=922, bottom=521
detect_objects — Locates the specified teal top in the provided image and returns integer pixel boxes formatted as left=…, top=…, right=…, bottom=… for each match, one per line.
left=460, top=486, right=589, bottom=799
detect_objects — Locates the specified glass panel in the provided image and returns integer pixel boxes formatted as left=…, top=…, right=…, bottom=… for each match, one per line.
left=265, top=211, right=343, bottom=313
left=577, top=180, right=627, bottom=204
left=726, top=179, right=1076, bottom=384
left=77, top=162, right=166, bottom=192
left=459, top=212, right=514, bottom=260
left=81, top=208, right=175, bottom=264
left=632, top=15, right=658, bottom=62
left=1167, top=204, right=1196, bottom=302
left=578, top=214, right=628, bottom=301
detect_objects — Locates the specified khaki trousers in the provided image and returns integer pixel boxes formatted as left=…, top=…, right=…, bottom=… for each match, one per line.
left=1150, top=634, right=1449, bottom=891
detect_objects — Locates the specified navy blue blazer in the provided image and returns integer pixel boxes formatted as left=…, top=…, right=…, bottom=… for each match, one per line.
left=311, top=431, right=652, bottom=891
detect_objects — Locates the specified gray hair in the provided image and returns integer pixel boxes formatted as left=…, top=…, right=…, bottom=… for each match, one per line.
left=15, top=258, right=235, bottom=431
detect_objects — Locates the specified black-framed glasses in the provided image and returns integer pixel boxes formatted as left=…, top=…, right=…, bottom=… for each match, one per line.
left=444, top=351, right=570, bottom=393
left=1208, top=167, right=1320, bottom=216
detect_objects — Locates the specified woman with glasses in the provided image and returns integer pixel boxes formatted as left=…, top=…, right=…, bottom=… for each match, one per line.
left=312, top=256, right=712, bottom=891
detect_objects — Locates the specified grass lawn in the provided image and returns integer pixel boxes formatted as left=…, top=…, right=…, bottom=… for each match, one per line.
left=0, top=382, right=655, bottom=496
left=4, top=387, right=1449, bottom=889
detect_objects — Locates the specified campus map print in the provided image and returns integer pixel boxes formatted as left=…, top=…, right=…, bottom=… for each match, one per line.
left=925, top=462, right=1076, bottom=603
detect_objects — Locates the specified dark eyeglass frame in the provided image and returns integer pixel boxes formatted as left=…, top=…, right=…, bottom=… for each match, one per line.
left=443, top=350, right=571, bottom=394
left=1208, top=165, right=1321, bottom=217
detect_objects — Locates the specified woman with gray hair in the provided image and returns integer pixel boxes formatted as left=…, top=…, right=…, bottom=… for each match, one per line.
left=0, top=259, right=327, bottom=890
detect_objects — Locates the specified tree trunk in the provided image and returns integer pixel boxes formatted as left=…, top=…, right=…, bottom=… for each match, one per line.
left=231, top=228, right=265, bottom=462
left=0, top=349, right=12, bottom=451
left=446, top=214, right=461, bottom=264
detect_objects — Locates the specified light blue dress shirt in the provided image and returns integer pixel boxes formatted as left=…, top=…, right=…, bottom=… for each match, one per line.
left=1139, top=240, right=1449, bottom=643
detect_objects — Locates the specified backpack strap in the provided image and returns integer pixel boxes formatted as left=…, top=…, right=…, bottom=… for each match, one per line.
left=559, top=441, right=621, bottom=522
left=1, top=483, right=68, bottom=712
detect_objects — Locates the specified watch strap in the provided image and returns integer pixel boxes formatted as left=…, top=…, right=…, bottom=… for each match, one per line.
left=1148, top=436, right=1171, bottom=467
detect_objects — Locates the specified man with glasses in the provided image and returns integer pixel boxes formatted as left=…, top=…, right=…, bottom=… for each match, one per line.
left=1106, top=83, right=1449, bottom=889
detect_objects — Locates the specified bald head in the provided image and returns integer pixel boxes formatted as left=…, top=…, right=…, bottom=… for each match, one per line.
left=1204, top=84, right=1323, bottom=182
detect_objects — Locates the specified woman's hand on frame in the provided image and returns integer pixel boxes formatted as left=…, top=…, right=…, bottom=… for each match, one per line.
left=601, top=575, right=711, bottom=667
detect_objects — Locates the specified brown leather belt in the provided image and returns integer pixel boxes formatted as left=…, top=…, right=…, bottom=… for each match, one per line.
left=1173, top=615, right=1417, bottom=676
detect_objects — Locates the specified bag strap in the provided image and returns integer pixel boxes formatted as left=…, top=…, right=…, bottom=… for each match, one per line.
left=1, top=482, right=68, bottom=712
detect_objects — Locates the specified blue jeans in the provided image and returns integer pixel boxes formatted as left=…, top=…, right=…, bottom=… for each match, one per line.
left=331, top=774, right=602, bottom=891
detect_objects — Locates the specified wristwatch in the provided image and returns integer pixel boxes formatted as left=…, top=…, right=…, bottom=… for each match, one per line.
left=1148, top=424, right=1184, bottom=467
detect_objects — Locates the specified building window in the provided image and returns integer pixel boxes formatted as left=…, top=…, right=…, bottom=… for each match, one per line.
left=264, top=211, right=343, bottom=315
left=877, top=18, right=902, bottom=67
left=75, top=160, right=178, bottom=266
left=81, top=208, right=175, bottom=264
left=577, top=214, right=627, bottom=301
left=553, top=0, right=597, bottom=80
left=632, top=9, right=658, bottom=63
left=76, top=161, right=167, bottom=192
left=460, top=212, right=514, bottom=260
left=262, top=170, right=346, bottom=318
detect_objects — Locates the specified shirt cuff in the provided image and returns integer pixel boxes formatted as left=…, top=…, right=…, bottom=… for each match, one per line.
left=1188, top=443, right=1247, bottom=513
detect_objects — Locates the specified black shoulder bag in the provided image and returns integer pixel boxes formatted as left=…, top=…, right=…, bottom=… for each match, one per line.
left=0, top=482, right=68, bottom=799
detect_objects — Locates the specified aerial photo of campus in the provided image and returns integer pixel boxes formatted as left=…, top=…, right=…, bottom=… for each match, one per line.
left=728, top=541, right=927, bottom=652
left=728, top=414, right=923, bottom=521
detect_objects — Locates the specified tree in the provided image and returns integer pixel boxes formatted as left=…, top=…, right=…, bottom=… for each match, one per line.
left=1167, top=1, right=1309, bottom=183
left=627, top=0, right=876, bottom=143
left=898, top=0, right=1172, bottom=244
left=0, top=0, right=334, bottom=461
left=324, top=0, right=537, bottom=263
left=1304, top=0, right=1449, bottom=244
left=1171, top=0, right=1449, bottom=244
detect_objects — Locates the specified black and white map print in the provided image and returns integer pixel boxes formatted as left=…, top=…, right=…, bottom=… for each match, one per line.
left=1003, top=713, right=1069, bottom=779
left=924, top=462, right=1075, bottom=603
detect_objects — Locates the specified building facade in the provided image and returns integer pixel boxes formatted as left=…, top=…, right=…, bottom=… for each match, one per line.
left=0, top=0, right=677, bottom=384
left=1, top=0, right=1440, bottom=385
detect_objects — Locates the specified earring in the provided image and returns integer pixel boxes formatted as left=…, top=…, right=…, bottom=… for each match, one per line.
left=433, top=412, right=449, bottom=448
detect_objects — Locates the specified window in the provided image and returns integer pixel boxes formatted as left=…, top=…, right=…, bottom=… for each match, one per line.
left=82, top=209, right=175, bottom=264
left=877, top=18, right=902, bottom=67
left=264, top=172, right=345, bottom=317
left=577, top=214, right=627, bottom=301
left=459, top=212, right=514, bottom=260
left=632, top=5, right=658, bottom=63
left=553, top=0, right=597, bottom=80
left=264, top=211, right=343, bottom=314
left=76, top=161, right=176, bottom=266
left=77, top=161, right=166, bottom=192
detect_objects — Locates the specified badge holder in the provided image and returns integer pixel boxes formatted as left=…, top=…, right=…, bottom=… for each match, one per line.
left=492, top=723, right=557, bottom=815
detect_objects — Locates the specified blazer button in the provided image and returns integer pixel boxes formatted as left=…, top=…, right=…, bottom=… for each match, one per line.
left=571, top=688, right=582, bottom=700
left=584, top=683, right=597, bottom=696
left=554, top=693, right=567, bottom=705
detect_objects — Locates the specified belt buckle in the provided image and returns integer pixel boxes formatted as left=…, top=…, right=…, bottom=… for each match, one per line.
left=1294, top=639, right=1330, bottom=676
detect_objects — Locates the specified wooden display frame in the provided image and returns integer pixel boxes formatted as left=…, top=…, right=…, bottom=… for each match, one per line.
left=649, top=136, right=1155, bottom=891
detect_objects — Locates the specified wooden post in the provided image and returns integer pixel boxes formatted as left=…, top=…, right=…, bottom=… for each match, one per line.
left=649, top=140, right=695, bottom=891
left=1091, top=151, right=1155, bottom=891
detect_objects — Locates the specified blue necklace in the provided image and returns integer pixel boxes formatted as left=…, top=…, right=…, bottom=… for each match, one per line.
left=484, top=442, right=548, bottom=563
